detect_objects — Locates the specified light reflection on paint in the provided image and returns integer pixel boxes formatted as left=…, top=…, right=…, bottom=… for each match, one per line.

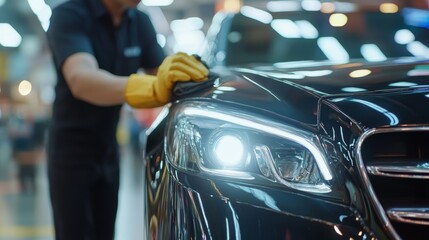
left=334, top=225, right=343, bottom=236
left=228, top=183, right=280, bottom=211
left=388, top=81, right=418, bottom=87
left=341, top=87, right=366, bottom=92
left=351, top=99, right=399, bottom=125
left=292, top=70, right=333, bottom=77
left=349, top=69, right=371, bottom=78
left=217, top=86, right=236, bottom=91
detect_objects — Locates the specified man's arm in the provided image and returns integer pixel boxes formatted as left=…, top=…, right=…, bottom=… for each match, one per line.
left=63, top=51, right=209, bottom=108
left=62, top=52, right=128, bottom=106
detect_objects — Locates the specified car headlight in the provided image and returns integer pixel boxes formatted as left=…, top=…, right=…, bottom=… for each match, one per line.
left=166, top=102, right=333, bottom=193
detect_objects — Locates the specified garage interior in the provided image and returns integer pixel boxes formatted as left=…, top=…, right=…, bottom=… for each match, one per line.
left=0, top=0, right=428, bottom=239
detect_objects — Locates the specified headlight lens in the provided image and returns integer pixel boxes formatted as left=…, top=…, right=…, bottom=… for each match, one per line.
left=211, top=132, right=248, bottom=167
left=166, top=102, right=333, bottom=193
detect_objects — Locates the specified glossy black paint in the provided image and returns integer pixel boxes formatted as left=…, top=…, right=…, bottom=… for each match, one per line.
left=147, top=164, right=373, bottom=239
left=193, top=59, right=429, bottom=128
left=144, top=58, right=429, bottom=239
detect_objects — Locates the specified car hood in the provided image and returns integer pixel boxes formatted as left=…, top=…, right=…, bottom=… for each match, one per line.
left=236, top=58, right=429, bottom=95
left=206, top=58, right=429, bottom=129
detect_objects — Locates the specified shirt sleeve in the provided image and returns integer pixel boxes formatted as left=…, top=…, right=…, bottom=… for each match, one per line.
left=46, top=4, right=94, bottom=69
left=139, top=13, right=166, bottom=69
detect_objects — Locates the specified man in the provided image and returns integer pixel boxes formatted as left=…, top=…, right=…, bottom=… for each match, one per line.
left=46, top=0, right=208, bottom=239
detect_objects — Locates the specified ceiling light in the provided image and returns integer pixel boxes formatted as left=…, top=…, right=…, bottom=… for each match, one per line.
left=329, top=13, right=348, bottom=27
left=301, top=0, right=322, bottom=11
left=333, top=1, right=357, bottom=13
left=321, top=2, right=335, bottom=14
left=380, top=3, right=398, bottom=14
left=266, top=1, right=301, bottom=12
left=156, top=34, right=166, bottom=48
left=360, top=44, right=387, bottom=62
left=27, top=0, right=52, bottom=31
left=295, top=20, right=319, bottom=39
left=0, top=23, right=22, bottom=47
left=271, top=19, right=301, bottom=38
left=18, top=80, right=32, bottom=96
left=143, top=0, right=173, bottom=6
left=394, top=29, right=415, bottom=45
left=240, top=6, right=273, bottom=24
left=170, top=17, right=204, bottom=32
left=317, top=37, right=349, bottom=63
left=173, top=30, right=205, bottom=54
left=227, top=31, right=242, bottom=43
left=218, top=0, right=242, bottom=13
left=407, top=41, right=429, bottom=57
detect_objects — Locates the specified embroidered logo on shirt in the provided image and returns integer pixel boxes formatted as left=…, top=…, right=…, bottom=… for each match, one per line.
left=124, top=46, right=141, bottom=57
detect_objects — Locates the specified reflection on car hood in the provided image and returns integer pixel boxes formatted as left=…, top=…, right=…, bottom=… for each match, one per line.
left=237, top=58, right=429, bottom=95
left=207, top=58, right=429, bottom=129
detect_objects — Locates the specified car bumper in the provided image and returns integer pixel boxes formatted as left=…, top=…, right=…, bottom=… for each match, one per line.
left=148, top=168, right=382, bottom=240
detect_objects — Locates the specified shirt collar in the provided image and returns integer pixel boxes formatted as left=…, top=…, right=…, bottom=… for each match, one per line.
left=88, top=0, right=108, bottom=18
left=88, top=0, right=137, bottom=19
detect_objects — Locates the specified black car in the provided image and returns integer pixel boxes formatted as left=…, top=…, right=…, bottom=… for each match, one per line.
left=143, top=4, right=429, bottom=240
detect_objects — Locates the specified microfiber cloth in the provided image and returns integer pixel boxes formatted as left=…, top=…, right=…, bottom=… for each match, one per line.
left=172, top=71, right=219, bottom=101
left=172, top=55, right=219, bottom=101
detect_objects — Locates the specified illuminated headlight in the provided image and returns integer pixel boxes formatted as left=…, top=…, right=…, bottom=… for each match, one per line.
left=166, top=102, right=333, bottom=193
left=211, top=132, right=248, bottom=168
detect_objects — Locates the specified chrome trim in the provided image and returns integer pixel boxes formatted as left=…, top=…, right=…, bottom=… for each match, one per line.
left=387, top=208, right=429, bottom=226
left=356, top=126, right=429, bottom=240
left=367, top=165, right=429, bottom=179
left=145, top=105, right=170, bottom=136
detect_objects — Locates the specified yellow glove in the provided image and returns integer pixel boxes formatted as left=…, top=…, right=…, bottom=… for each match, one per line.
left=125, top=52, right=209, bottom=108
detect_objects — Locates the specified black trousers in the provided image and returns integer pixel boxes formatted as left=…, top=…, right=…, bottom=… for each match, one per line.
left=48, top=158, right=120, bottom=240
left=18, top=164, right=37, bottom=191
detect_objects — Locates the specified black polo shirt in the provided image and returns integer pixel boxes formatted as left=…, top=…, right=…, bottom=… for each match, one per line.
left=47, top=0, right=165, bottom=161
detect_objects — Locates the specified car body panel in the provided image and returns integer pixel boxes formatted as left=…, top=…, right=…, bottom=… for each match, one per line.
left=150, top=166, right=378, bottom=240
left=144, top=6, right=429, bottom=240
left=195, top=60, right=429, bottom=129
left=145, top=59, right=429, bottom=239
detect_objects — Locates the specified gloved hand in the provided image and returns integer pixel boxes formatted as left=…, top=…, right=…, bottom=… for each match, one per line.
left=125, top=52, right=209, bottom=108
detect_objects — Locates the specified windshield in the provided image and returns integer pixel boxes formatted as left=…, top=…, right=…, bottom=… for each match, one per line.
left=224, top=8, right=429, bottom=65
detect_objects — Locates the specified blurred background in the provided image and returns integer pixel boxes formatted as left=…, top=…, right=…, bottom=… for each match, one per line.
left=0, top=0, right=428, bottom=239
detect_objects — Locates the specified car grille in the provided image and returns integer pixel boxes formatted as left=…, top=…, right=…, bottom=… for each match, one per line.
left=358, top=127, right=429, bottom=240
